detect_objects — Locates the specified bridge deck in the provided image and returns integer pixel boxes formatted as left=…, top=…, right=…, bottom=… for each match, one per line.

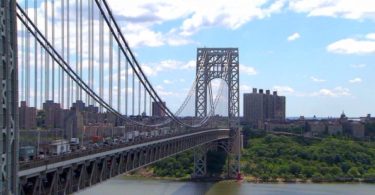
left=19, top=129, right=230, bottom=178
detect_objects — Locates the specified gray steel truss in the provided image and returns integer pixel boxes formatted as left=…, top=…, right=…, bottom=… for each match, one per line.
left=194, top=48, right=241, bottom=178
left=0, top=0, right=18, bottom=194
left=192, top=146, right=207, bottom=177
left=195, top=48, right=239, bottom=127
left=18, top=129, right=230, bottom=194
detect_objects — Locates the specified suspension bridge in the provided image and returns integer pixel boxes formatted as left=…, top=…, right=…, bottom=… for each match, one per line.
left=0, top=0, right=241, bottom=194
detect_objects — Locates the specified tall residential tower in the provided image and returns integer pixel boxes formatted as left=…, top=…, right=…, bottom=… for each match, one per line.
left=243, top=88, right=286, bottom=128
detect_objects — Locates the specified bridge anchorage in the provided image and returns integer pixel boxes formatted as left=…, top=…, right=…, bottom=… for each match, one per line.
left=193, top=48, right=241, bottom=179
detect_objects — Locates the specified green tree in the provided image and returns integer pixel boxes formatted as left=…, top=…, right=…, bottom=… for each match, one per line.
left=348, top=167, right=360, bottom=178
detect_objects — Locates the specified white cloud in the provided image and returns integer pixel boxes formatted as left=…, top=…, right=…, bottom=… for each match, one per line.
left=179, top=0, right=287, bottom=36
left=349, top=77, right=362, bottom=83
left=137, top=59, right=196, bottom=77
left=181, top=60, right=196, bottom=70
left=310, top=76, right=326, bottom=83
left=240, top=64, right=257, bottom=75
left=240, top=84, right=252, bottom=92
left=351, top=64, right=367, bottom=68
left=327, top=37, right=375, bottom=54
left=140, top=64, right=158, bottom=76
left=289, top=0, right=375, bottom=21
left=311, top=86, right=351, bottom=97
left=366, top=33, right=375, bottom=40
left=287, top=32, right=301, bottom=41
left=102, top=0, right=289, bottom=40
left=273, top=85, right=295, bottom=95
left=155, top=85, right=180, bottom=97
left=163, top=79, right=173, bottom=84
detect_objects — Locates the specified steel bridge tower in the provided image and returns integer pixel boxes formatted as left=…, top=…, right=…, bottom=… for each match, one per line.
left=194, top=48, right=241, bottom=178
left=0, top=0, right=18, bottom=194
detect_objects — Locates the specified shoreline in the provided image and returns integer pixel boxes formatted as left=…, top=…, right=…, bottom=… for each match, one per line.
left=122, top=174, right=375, bottom=184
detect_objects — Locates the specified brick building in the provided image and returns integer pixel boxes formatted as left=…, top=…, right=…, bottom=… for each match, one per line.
left=243, top=88, right=286, bottom=128
left=19, top=101, right=37, bottom=129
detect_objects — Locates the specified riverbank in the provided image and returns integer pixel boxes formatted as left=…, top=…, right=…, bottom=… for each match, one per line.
left=76, top=176, right=375, bottom=195
left=124, top=132, right=375, bottom=184
left=125, top=168, right=375, bottom=184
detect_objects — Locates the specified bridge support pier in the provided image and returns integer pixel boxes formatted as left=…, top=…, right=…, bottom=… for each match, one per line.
left=228, top=128, right=241, bottom=178
left=192, top=145, right=207, bottom=178
left=192, top=129, right=242, bottom=179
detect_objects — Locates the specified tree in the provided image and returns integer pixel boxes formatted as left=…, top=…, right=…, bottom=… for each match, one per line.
left=289, top=162, right=302, bottom=176
left=302, top=166, right=315, bottom=178
left=348, top=167, right=360, bottom=178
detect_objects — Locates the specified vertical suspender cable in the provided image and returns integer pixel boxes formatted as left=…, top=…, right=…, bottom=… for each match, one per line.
left=99, top=1, right=103, bottom=112
left=144, top=85, right=146, bottom=114
left=21, top=13, right=24, bottom=102
left=125, top=55, right=128, bottom=116
left=109, top=19, right=113, bottom=107
left=99, top=0, right=104, bottom=112
left=117, top=43, right=121, bottom=112
left=79, top=0, right=82, bottom=100
left=26, top=0, right=30, bottom=105
left=91, top=1, right=95, bottom=106
left=149, top=94, right=152, bottom=116
left=40, top=45, right=44, bottom=107
left=86, top=0, right=90, bottom=105
left=67, top=0, right=70, bottom=108
left=75, top=0, right=79, bottom=102
left=60, top=0, right=64, bottom=107
left=52, top=0, right=55, bottom=102
left=45, top=0, right=49, bottom=101
left=58, top=1, right=61, bottom=105
left=34, top=0, right=38, bottom=108
left=138, top=80, right=141, bottom=115
left=132, top=69, right=135, bottom=116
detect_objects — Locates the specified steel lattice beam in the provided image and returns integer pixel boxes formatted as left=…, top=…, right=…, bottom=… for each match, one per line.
left=194, top=48, right=241, bottom=178
left=0, top=0, right=18, bottom=194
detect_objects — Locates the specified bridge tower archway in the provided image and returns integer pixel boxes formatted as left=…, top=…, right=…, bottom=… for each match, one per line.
left=194, top=48, right=241, bottom=178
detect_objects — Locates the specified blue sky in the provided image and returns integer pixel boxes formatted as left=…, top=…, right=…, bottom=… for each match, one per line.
left=19, top=0, right=375, bottom=118
left=106, top=0, right=375, bottom=117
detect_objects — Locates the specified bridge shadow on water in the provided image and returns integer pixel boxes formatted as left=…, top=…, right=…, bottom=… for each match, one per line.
left=170, top=180, right=241, bottom=195
left=170, top=181, right=213, bottom=195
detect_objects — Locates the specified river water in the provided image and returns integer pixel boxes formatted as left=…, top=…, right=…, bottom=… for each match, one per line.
left=75, top=177, right=375, bottom=195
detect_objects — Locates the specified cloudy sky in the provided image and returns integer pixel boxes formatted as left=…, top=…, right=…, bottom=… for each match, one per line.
left=20, top=0, right=375, bottom=117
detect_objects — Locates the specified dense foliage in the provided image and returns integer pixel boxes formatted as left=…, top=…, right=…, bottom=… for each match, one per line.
left=152, top=149, right=227, bottom=178
left=242, top=133, right=375, bottom=182
left=150, top=127, right=375, bottom=182
left=152, top=151, right=193, bottom=178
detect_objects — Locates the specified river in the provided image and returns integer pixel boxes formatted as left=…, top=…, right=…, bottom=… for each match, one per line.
left=75, top=177, right=375, bottom=195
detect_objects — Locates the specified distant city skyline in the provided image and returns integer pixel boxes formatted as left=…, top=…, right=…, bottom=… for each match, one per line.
left=23, top=0, right=375, bottom=117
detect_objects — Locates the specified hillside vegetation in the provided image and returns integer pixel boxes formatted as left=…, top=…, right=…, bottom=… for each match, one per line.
left=242, top=132, right=375, bottom=182
left=143, top=130, right=375, bottom=182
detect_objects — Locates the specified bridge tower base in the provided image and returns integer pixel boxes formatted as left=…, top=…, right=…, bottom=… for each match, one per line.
left=192, top=146, right=207, bottom=178
left=228, top=127, right=241, bottom=178
left=191, top=131, right=242, bottom=179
